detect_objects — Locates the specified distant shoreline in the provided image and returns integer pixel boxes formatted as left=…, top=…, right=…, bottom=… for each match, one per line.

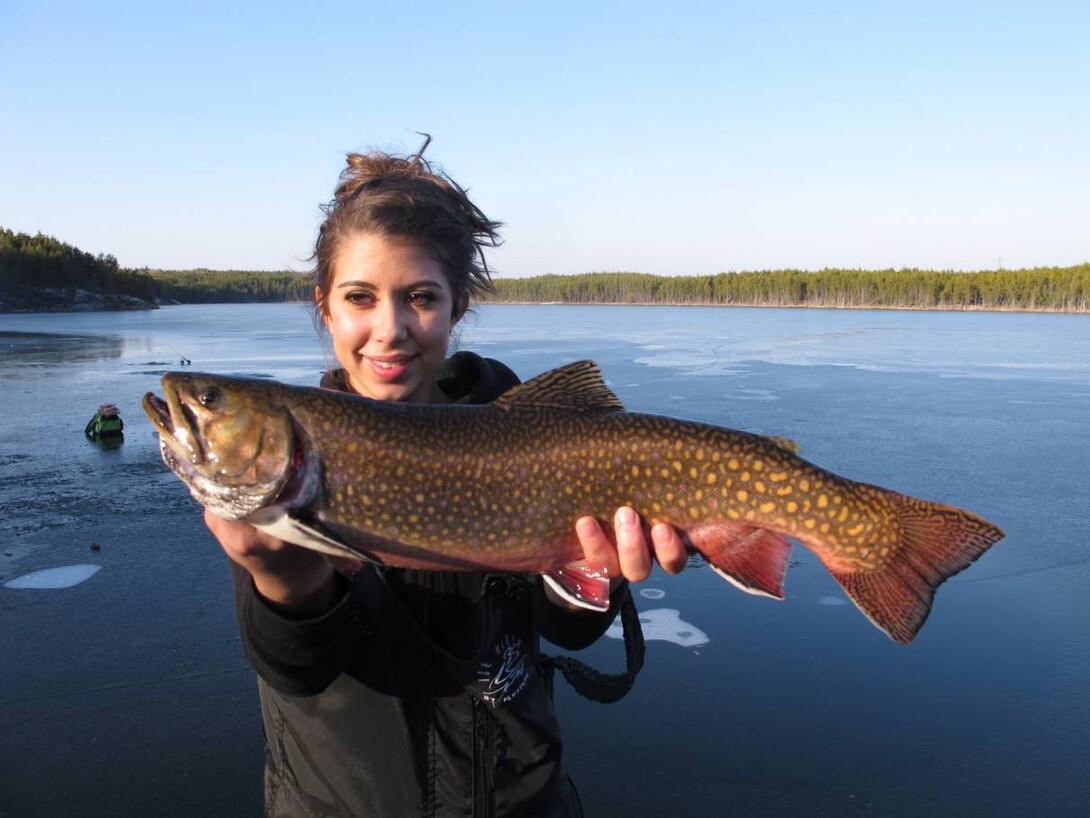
left=480, top=300, right=1090, bottom=315
left=4, top=299, right=1087, bottom=316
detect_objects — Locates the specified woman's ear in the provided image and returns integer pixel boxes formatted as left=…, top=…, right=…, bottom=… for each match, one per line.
left=315, top=286, right=329, bottom=325
left=452, top=291, right=470, bottom=325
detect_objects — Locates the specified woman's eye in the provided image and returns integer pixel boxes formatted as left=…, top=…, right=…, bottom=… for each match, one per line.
left=408, top=290, right=436, bottom=306
left=345, top=291, right=373, bottom=306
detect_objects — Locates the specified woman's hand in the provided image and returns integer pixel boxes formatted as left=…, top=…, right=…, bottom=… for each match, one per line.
left=204, top=509, right=339, bottom=617
left=575, top=507, right=688, bottom=583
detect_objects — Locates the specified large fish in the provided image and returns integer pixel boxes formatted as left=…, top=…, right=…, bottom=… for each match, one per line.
left=143, top=360, right=1003, bottom=643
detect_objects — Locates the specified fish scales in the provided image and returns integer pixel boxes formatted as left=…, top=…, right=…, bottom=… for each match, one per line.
left=143, top=360, right=1004, bottom=643
left=316, top=406, right=893, bottom=576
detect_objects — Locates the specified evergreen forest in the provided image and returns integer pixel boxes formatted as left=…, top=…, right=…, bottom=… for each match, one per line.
left=479, top=267, right=1090, bottom=311
left=1, top=227, right=157, bottom=308
left=2, top=227, right=1087, bottom=312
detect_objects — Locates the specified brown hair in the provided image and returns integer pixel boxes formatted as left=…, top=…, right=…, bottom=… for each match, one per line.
left=313, top=137, right=502, bottom=318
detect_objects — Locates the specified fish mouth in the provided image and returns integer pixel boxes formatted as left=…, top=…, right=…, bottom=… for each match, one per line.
left=143, top=387, right=204, bottom=464
left=143, top=391, right=172, bottom=434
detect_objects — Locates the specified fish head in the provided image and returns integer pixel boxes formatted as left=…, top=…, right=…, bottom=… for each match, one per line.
left=143, top=373, right=298, bottom=520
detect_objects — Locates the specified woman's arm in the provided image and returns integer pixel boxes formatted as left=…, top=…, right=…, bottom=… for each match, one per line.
left=205, top=511, right=340, bottom=616
left=207, top=511, right=361, bottom=695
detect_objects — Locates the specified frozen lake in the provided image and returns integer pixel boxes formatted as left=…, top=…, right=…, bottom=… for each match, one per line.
left=1, top=303, right=1087, bottom=816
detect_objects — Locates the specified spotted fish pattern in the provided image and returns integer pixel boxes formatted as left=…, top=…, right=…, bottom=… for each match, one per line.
left=144, top=360, right=1003, bottom=643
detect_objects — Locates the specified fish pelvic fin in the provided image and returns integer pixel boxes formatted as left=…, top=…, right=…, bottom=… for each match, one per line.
left=544, top=561, right=612, bottom=611
left=689, top=523, right=792, bottom=600
left=495, top=360, right=625, bottom=413
left=829, top=494, right=1004, bottom=644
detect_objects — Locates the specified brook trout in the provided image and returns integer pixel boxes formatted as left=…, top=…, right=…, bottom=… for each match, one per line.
left=143, top=360, right=1003, bottom=643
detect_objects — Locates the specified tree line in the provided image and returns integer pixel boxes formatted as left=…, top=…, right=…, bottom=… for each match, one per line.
left=1, top=227, right=157, bottom=307
left=2, top=227, right=1087, bottom=312
left=479, top=266, right=1090, bottom=311
left=149, top=268, right=312, bottom=303
left=0, top=228, right=310, bottom=308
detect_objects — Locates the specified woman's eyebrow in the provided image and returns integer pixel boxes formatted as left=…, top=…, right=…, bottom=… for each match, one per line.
left=336, top=279, right=444, bottom=290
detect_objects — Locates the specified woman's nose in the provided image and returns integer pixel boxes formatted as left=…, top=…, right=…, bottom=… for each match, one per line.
left=372, top=301, right=407, bottom=342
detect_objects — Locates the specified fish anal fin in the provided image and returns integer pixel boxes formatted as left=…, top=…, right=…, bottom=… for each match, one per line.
left=822, top=493, right=1004, bottom=644
left=495, top=360, right=625, bottom=413
left=544, top=561, right=612, bottom=611
left=689, top=523, right=791, bottom=600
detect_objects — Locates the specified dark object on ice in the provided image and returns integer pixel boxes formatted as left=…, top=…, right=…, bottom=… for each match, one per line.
left=85, top=403, right=124, bottom=440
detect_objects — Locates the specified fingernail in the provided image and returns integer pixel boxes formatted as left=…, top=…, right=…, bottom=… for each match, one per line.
left=576, top=517, right=598, bottom=537
left=616, top=507, right=636, bottom=529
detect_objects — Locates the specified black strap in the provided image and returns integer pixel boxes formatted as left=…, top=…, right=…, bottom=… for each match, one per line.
left=543, top=592, right=645, bottom=704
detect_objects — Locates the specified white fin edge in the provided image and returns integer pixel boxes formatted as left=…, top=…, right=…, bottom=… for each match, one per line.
left=708, top=564, right=783, bottom=600
left=247, top=509, right=362, bottom=560
left=542, top=573, right=611, bottom=612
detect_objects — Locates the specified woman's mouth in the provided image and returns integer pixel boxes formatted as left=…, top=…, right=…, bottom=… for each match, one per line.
left=364, top=355, right=416, bottom=381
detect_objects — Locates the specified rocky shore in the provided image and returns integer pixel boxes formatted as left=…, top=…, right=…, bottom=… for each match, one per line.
left=0, top=287, right=158, bottom=313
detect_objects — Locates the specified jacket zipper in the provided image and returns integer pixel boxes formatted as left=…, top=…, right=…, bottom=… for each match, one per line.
left=472, top=698, right=496, bottom=818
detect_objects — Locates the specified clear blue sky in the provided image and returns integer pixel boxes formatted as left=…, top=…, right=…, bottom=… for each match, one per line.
left=2, top=1, right=1087, bottom=276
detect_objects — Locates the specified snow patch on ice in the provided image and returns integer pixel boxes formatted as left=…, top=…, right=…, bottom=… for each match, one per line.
left=4, top=564, right=102, bottom=589
left=606, top=607, right=709, bottom=647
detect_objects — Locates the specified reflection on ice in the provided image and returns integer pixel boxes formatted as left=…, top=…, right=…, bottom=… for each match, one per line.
left=606, top=607, right=710, bottom=648
left=4, top=564, right=102, bottom=589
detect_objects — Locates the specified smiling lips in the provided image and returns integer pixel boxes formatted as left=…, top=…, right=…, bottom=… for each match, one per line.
left=365, top=353, right=416, bottom=381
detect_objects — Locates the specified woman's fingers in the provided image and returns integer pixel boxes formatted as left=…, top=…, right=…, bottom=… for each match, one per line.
left=613, top=507, right=653, bottom=582
left=650, top=522, right=688, bottom=574
left=574, top=515, right=620, bottom=580
left=574, top=508, right=686, bottom=583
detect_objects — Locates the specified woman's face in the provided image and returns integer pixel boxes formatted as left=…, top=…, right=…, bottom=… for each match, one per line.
left=321, top=232, right=466, bottom=403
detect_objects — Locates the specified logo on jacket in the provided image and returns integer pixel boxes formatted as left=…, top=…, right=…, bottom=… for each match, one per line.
left=477, top=634, right=529, bottom=707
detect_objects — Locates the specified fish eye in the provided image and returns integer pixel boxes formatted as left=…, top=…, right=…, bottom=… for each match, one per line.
left=197, top=387, right=222, bottom=408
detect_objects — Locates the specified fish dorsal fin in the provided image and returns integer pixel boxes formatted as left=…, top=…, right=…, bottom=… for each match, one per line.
left=494, top=360, right=625, bottom=413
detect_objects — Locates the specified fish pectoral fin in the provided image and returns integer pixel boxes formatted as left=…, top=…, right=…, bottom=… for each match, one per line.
left=543, top=561, right=612, bottom=612
left=247, top=508, right=371, bottom=562
left=690, top=523, right=792, bottom=600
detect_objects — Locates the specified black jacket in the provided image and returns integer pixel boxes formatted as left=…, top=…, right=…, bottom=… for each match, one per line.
left=231, top=352, right=626, bottom=816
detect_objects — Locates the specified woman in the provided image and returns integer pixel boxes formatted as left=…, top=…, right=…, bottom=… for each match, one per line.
left=206, top=144, right=687, bottom=816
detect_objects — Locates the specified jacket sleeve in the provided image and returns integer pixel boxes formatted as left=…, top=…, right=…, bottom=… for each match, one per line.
left=230, top=561, right=364, bottom=696
left=532, top=578, right=630, bottom=651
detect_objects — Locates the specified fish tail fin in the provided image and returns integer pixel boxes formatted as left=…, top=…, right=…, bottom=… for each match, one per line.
left=829, top=494, right=1004, bottom=644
